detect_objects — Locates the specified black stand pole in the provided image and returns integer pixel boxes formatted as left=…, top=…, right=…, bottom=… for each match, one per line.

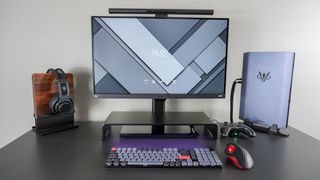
left=230, top=78, right=242, bottom=123
left=152, top=98, right=166, bottom=135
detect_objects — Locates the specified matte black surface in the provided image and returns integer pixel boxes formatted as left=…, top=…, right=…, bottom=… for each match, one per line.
left=152, top=99, right=166, bottom=115
left=151, top=99, right=166, bottom=134
left=1, top=122, right=320, bottom=180
left=34, top=113, right=75, bottom=130
left=104, top=112, right=213, bottom=125
left=108, top=8, right=214, bottom=15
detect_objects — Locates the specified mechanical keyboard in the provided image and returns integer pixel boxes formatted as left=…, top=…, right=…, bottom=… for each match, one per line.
left=105, top=147, right=223, bottom=168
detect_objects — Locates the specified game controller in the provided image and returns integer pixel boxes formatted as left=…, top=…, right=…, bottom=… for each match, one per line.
left=221, top=122, right=256, bottom=138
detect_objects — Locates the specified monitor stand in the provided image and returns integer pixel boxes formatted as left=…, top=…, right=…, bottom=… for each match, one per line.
left=102, top=98, right=218, bottom=140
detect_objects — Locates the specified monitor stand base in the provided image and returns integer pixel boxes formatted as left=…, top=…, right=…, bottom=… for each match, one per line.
left=102, top=99, right=218, bottom=140
left=101, top=111, right=218, bottom=140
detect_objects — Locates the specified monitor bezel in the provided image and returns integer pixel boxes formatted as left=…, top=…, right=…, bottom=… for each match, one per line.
left=91, top=16, right=229, bottom=99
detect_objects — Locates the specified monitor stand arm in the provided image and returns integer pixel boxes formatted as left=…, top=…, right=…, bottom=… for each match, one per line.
left=152, top=98, right=166, bottom=135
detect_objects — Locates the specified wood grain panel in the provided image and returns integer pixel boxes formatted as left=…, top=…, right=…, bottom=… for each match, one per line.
left=32, top=73, right=74, bottom=118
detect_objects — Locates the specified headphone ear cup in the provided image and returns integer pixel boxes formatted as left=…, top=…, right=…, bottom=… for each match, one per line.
left=58, top=98, right=74, bottom=113
left=49, top=95, right=60, bottom=113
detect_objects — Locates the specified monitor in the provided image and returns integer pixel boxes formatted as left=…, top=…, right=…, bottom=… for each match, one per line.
left=91, top=16, right=229, bottom=98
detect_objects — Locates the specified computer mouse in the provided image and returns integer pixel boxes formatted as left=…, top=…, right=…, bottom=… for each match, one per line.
left=224, top=143, right=254, bottom=170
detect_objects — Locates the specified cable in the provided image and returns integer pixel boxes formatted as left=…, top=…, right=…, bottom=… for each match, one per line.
left=230, top=78, right=242, bottom=123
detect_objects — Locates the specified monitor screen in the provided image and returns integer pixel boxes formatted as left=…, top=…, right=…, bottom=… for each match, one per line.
left=92, top=16, right=229, bottom=98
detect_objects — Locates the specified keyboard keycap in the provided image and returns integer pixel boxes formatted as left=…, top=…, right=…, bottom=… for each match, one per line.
left=127, top=161, right=163, bottom=166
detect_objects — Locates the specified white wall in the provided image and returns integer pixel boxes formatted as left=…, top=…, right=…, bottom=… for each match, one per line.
left=1, top=0, right=320, bottom=148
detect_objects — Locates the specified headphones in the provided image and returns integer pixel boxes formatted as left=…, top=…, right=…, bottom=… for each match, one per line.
left=47, top=68, right=74, bottom=114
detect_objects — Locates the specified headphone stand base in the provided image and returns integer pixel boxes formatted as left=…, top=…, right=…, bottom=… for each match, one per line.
left=33, top=113, right=79, bottom=136
left=32, top=124, right=79, bottom=136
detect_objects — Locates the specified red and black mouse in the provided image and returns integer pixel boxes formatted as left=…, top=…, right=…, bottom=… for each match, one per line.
left=225, top=143, right=254, bottom=170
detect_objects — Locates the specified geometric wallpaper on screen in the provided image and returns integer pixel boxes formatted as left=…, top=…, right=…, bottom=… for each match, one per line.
left=92, top=17, right=228, bottom=94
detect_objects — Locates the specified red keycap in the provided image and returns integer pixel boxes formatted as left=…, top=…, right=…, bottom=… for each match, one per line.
left=178, top=155, right=191, bottom=160
left=111, top=147, right=117, bottom=151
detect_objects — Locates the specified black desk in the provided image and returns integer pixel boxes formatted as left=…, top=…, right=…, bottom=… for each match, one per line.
left=0, top=122, right=319, bottom=180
